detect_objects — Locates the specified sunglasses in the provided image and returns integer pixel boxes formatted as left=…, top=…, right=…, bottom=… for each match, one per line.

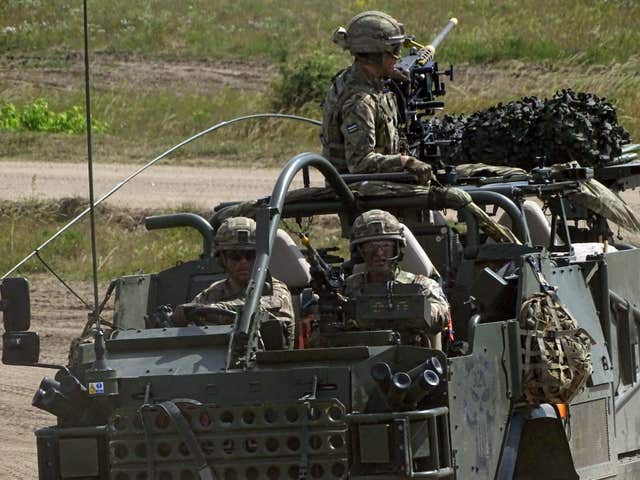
left=225, top=250, right=256, bottom=262
left=388, top=45, right=402, bottom=59
left=361, top=240, right=396, bottom=255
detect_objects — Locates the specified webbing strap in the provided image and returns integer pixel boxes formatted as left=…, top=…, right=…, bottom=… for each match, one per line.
left=157, top=401, right=216, bottom=480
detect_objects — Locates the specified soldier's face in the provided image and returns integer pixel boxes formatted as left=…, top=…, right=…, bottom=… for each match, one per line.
left=223, top=249, right=256, bottom=285
left=382, top=52, right=398, bottom=77
left=360, top=240, right=396, bottom=275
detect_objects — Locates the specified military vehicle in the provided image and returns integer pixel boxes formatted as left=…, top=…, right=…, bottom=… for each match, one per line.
left=3, top=14, right=640, bottom=480
left=3, top=146, right=640, bottom=479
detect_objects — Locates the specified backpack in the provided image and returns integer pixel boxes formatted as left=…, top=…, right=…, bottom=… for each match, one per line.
left=519, top=292, right=594, bottom=404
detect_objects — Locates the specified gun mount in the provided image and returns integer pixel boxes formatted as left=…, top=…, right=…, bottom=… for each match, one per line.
left=389, top=18, right=457, bottom=165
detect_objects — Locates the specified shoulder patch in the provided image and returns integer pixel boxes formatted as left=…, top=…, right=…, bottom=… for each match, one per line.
left=346, top=122, right=359, bottom=134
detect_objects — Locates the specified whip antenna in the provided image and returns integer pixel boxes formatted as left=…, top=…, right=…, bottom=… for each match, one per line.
left=82, top=0, right=106, bottom=369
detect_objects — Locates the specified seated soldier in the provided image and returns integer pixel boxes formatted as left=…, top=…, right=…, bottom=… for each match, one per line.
left=173, top=217, right=295, bottom=349
left=345, top=209, right=450, bottom=348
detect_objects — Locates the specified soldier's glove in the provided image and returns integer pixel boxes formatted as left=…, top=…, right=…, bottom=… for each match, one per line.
left=390, top=67, right=411, bottom=83
left=171, top=303, right=197, bottom=327
left=403, top=157, right=433, bottom=185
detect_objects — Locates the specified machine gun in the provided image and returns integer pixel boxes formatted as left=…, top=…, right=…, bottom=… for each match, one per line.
left=298, top=232, right=344, bottom=292
left=389, top=18, right=458, bottom=166
left=298, top=233, right=347, bottom=334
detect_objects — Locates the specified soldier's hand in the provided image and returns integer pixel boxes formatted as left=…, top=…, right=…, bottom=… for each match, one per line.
left=171, top=302, right=199, bottom=327
left=402, top=156, right=433, bottom=185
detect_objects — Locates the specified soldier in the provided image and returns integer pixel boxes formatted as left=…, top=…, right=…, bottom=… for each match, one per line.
left=321, top=11, right=433, bottom=183
left=172, top=217, right=295, bottom=349
left=345, top=209, right=450, bottom=348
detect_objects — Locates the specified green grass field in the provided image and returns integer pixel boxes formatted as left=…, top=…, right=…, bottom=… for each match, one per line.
left=2, top=0, right=638, bottom=64
left=0, top=198, right=207, bottom=279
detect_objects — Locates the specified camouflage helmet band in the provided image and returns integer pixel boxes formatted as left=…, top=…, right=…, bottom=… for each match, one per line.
left=350, top=209, right=406, bottom=248
left=335, top=11, right=406, bottom=55
left=214, top=217, right=257, bottom=253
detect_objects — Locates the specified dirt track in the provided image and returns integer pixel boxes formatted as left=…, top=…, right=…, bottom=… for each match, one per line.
left=0, top=160, right=325, bottom=208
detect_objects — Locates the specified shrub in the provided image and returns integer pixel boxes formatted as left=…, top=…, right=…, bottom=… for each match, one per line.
left=271, top=53, right=342, bottom=111
left=0, top=98, right=108, bottom=134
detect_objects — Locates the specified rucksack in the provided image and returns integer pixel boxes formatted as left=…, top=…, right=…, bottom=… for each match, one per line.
left=519, top=292, right=594, bottom=404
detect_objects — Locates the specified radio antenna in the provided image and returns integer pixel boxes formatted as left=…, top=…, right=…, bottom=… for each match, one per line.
left=82, top=0, right=106, bottom=369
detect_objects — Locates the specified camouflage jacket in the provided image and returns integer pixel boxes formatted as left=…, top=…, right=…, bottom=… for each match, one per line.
left=193, top=276, right=295, bottom=349
left=345, top=269, right=450, bottom=345
left=321, top=63, right=405, bottom=174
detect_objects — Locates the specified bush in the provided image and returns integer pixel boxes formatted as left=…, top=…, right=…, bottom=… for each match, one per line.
left=0, top=98, right=108, bottom=134
left=271, top=53, right=342, bottom=111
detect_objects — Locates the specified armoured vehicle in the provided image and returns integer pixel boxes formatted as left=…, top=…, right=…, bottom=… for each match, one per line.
left=3, top=15, right=640, bottom=480
left=3, top=150, right=640, bottom=479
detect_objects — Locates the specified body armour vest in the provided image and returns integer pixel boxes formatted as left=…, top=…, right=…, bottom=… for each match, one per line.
left=321, top=63, right=401, bottom=173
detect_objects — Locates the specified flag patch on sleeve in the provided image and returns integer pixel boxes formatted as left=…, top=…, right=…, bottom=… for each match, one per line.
left=346, top=123, right=359, bottom=134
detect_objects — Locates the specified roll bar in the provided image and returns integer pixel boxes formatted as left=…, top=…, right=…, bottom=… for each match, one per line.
left=234, top=153, right=355, bottom=342
left=230, top=157, right=529, bottom=367
left=144, top=213, right=214, bottom=258
left=468, top=190, right=530, bottom=244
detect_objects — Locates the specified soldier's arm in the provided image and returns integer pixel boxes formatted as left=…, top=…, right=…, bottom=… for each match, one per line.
left=174, top=283, right=239, bottom=326
left=259, top=281, right=296, bottom=349
left=419, top=277, right=450, bottom=334
left=341, top=93, right=405, bottom=174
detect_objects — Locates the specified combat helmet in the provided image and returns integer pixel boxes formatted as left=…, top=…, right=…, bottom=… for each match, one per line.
left=332, top=11, right=405, bottom=56
left=214, top=217, right=256, bottom=254
left=350, top=209, right=406, bottom=257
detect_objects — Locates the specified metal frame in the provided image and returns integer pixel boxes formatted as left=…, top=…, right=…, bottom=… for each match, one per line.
left=348, top=407, right=453, bottom=479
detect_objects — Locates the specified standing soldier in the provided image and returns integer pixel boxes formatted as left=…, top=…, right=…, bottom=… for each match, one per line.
left=346, top=209, right=450, bottom=349
left=321, top=11, right=433, bottom=184
left=173, top=217, right=295, bottom=349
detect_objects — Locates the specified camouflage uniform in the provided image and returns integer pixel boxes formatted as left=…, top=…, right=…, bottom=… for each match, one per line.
left=343, top=209, right=451, bottom=348
left=192, top=275, right=295, bottom=348
left=321, top=11, right=432, bottom=184
left=322, top=62, right=404, bottom=174
left=175, top=217, right=295, bottom=349
left=345, top=269, right=450, bottom=346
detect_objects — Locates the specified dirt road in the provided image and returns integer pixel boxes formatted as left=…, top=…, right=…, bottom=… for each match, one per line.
left=0, top=160, right=325, bottom=209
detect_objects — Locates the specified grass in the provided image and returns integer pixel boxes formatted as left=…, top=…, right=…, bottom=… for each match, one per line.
left=1, top=2, right=638, bottom=165
left=1, top=1, right=639, bottom=280
left=1, top=59, right=637, bottom=166
left=0, top=198, right=207, bottom=280
left=1, top=0, right=638, bottom=64
left=0, top=198, right=347, bottom=281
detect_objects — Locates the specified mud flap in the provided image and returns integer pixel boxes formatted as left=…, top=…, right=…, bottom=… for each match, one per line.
left=498, top=408, right=578, bottom=480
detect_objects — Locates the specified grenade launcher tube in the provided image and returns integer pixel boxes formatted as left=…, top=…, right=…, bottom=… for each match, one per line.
left=235, top=153, right=355, bottom=340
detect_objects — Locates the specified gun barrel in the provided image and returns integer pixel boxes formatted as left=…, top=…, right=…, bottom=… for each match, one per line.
left=430, top=17, right=458, bottom=51
left=406, top=17, right=458, bottom=64
left=300, top=233, right=331, bottom=272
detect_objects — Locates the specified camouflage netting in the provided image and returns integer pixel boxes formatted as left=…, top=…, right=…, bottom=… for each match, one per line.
left=429, top=89, right=631, bottom=169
